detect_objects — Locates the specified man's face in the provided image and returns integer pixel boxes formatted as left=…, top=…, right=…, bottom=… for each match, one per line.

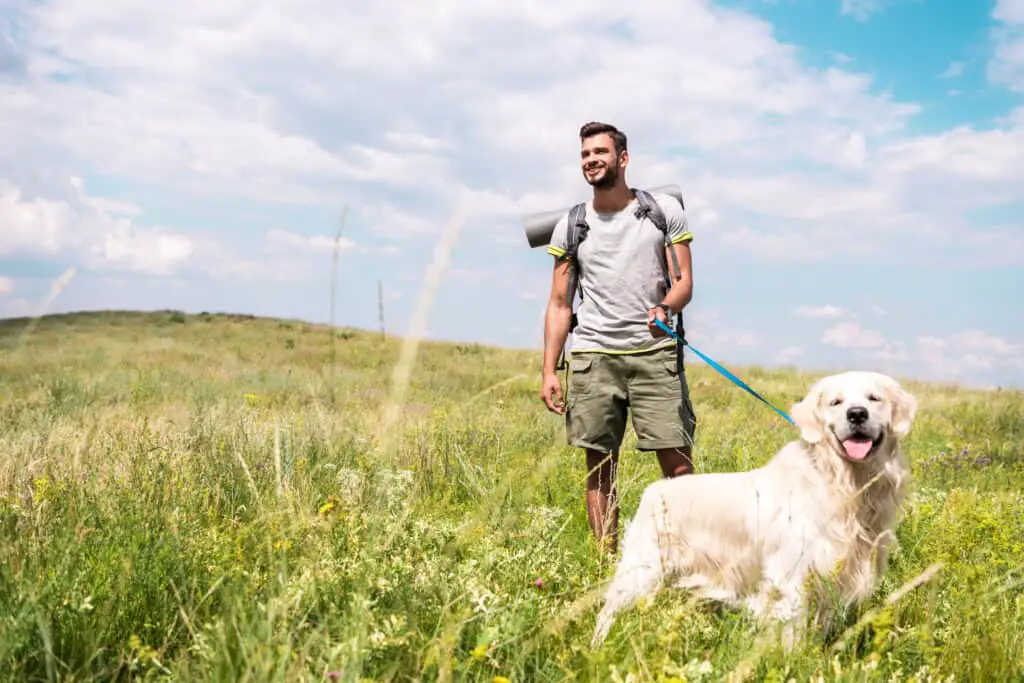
left=580, top=133, right=625, bottom=189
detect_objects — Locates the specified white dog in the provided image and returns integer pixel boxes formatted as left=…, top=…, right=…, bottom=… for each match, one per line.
left=591, top=370, right=917, bottom=648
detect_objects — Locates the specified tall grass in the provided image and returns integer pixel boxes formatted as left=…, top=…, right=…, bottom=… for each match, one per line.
left=0, top=309, right=1022, bottom=682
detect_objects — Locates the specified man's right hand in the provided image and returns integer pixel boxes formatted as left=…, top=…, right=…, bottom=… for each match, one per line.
left=540, top=371, right=565, bottom=414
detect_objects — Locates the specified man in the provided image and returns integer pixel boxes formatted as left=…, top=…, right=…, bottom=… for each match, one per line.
left=540, top=121, right=698, bottom=555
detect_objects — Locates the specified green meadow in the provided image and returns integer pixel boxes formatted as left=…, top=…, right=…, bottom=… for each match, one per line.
left=0, top=309, right=1021, bottom=682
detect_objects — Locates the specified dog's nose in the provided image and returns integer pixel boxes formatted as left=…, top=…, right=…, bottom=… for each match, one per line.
left=847, top=406, right=869, bottom=425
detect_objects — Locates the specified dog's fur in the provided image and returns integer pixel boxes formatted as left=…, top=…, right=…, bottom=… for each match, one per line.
left=590, top=371, right=917, bottom=648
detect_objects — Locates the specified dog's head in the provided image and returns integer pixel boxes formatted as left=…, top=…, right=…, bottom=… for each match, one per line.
left=790, top=371, right=917, bottom=464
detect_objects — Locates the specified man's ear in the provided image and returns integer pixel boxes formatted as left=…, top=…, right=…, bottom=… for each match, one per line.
left=791, top=384, right=825, bottom=444
left=886, top=379, right=918, bottom=437
left=619, top=149, right=629, bottom=169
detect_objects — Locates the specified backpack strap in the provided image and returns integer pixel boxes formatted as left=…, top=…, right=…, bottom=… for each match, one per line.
left=632, top=188, right=688, bottom=347
left=633, top=188, right=684, bottom=285
left=563, top=202, right=589, bottom=312
left=557, top=202, right=589, bottom=371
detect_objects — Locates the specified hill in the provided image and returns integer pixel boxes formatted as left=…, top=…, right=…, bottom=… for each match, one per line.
left=0, top=309, right=1022, bottom=681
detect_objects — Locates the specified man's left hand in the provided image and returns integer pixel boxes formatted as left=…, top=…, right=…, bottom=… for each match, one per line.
left=647, top=304, right=670, bottom=338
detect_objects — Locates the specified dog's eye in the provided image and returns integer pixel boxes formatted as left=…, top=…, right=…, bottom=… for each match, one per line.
left=868, top=394, right=881, bottom=402
left=829, top=398, right=842, bottom=407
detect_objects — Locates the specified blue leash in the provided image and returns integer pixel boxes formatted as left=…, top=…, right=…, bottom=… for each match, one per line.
left=653, top=318, right=796, bottom=427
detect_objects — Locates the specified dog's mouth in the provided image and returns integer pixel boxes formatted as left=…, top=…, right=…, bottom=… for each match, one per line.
left=833, top=430, right=883, bottom=461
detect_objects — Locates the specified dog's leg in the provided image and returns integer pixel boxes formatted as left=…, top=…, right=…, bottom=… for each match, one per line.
left=591, top=553, right=667, bottom=648
left=591, top=499, right=676, bottom=648
left=748, top=559, right=814, bottom=651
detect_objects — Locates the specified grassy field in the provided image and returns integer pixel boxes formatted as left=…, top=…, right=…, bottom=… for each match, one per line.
left=0, top=309, right=1022, bottom=682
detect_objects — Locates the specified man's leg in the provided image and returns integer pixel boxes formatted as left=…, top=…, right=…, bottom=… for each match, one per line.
left=565, top=352, right=628, bottom=555
left=655, top=446, right=693, bottom=478
left=586, top=447, right=619, bottom=554
left=628, top=345, right=698, bottom=472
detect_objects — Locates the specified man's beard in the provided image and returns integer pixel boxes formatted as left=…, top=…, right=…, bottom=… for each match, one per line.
left=585, top=164, right=619, bottom=189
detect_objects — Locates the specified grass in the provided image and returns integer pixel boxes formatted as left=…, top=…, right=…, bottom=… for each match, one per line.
left=0, top=308, right=1022, bottom=682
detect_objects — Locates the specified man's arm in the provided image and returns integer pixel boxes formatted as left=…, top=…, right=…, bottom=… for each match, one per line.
left=541, top=256, right=573, bottom=413
left=543, top=256, right=573, bottom=373
left=647, top=196, right=694, bottom=336
left=661, top=241, right=693, bottom=314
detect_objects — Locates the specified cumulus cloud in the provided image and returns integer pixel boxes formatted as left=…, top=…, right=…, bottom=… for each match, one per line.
left=795, top=305, right=845, bottom=319
left=1, top=0, right=1020, bottom=271
left=839, top=0, right=887, bottom=22
left=822, top=321, right=887, bottom=349
left=990, top=0, right=1024, bottom=92
left=0, top=177, right=195, bottom=274
left=914, top=332, right=1024, bottom=379
left=687, top=309, right=760, bottom=350
left=774, top=345, right=804, bottom=364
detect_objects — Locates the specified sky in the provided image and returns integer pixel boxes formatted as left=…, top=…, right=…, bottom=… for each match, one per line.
left=1, top=0, right=1022, bottom=390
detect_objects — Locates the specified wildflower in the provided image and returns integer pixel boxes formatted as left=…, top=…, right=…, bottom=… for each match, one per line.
left=471, top=644, right=488, bottom=661
left=493, top=677, right=510, bottom=683
left=319, top=496, right=341, bottom=518
left=534, top=578, right=543, bottom=589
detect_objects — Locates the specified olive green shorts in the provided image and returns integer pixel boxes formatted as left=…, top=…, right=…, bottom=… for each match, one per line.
left=564, top=344, right=697, bottom=454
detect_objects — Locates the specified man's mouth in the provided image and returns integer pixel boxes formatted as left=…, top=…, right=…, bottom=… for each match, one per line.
left=835, top=430, right=881, bottom=461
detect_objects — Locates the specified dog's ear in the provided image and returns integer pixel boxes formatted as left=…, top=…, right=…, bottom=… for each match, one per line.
left=885, top=378, right=917, bottom=437
left=791, top=381, right=825, bottom=444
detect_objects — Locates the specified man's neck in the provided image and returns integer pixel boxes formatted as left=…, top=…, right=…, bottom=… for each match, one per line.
left=592, top=183, right=633, bottom=213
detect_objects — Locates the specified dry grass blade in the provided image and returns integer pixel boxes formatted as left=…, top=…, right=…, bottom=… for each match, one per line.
left=374, top=198, right=467, bottom=461
left=18, top=265, right=76, bottom=347
left=830, top=561, right=945, bottom=654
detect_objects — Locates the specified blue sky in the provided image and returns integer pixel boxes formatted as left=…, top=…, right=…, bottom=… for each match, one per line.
left=1, top=0, right=1022, bottom=389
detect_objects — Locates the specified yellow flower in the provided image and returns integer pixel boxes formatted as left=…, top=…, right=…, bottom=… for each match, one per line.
left=493, top=677, right=510, bottom=683
left=471, top=644, right=488, bottom=661
left=319, top=497, right=340, bottom=518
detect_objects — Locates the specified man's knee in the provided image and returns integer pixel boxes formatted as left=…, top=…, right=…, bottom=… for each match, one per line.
left=586, top=448, right=618, bottom=491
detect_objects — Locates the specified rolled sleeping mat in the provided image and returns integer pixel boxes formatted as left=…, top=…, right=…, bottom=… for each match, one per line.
left=522, top=184, right=685, bottom=249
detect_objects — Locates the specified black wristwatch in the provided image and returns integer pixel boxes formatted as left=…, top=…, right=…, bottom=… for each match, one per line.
left=656, top=303, right=671, bottom=316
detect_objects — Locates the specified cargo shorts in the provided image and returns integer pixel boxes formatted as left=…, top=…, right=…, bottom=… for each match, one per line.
left=564, top=344, right=697, bottom=454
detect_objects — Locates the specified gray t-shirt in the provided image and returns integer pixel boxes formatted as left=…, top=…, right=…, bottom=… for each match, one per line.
left=547, top=192, right=693, bottom=354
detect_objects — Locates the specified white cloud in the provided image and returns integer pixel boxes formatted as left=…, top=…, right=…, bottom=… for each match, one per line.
left=0, top=180, right=72, bottom=255
left=687, top=308, right=760, bottom=349
left=774, top=344, right=804, bottom=364
left=2, top=0, right=1018, bottom=273
left=0, top=275, right=13, bottom=295
left=990, top=0, right=1024, bottom=92
left=822, top=321, right=887, bottom=349
left=795, top=305, right=844, bottom=319
left=914, top=331, right=1024, bottom=378
left=959, top=329, right=1021, bottom=357
left=940, top=61, right=965, bottom=78
left=0, top=298, right=37, bottom=319
left=0, top=177, right=196, bottom=274
left=839, top=0, right=886, bottom=21
left=265, top=229, right=354, bottom=254
left=92, top=224, right=195, bottom=275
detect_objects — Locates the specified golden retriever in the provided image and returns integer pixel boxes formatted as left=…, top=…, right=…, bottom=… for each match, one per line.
left=590, top=370, right=917, bottom=648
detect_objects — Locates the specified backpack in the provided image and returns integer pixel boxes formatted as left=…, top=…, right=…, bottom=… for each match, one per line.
left=557, top=188, right=687, bottom=370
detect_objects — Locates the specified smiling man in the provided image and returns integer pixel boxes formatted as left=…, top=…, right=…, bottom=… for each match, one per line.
left=540, top=121, right=698, bottom=555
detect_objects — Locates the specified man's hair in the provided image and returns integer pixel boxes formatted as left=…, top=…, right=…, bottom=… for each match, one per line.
left=579, top=121, right=627, bottom=156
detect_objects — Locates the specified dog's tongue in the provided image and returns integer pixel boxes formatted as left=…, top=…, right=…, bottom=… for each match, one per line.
left=842, top=438, right=872, bottom=461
